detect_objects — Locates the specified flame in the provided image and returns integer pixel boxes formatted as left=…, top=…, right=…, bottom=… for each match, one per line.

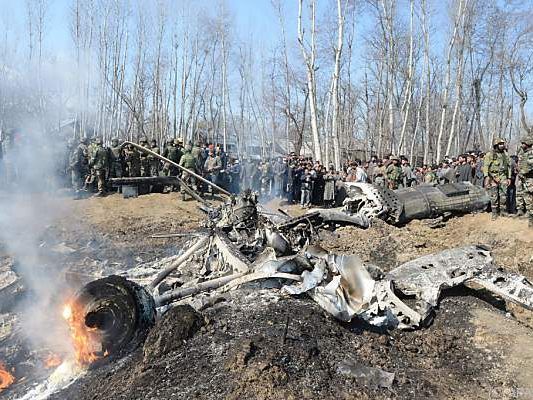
left=62, top=301, right=105, bottom=366
left=44, top=354, right=62, bottom=369
left=0, top=362, right=15, bottom=392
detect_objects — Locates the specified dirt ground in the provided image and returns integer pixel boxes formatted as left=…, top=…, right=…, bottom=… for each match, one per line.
left=2, top=192, right=533, bottom=400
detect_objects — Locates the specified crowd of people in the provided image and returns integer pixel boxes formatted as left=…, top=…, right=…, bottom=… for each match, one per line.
left=61, top=134, right=533, bottom=226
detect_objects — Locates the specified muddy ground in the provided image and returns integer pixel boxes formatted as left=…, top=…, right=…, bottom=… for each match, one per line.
left=1, top=192, right=533, bottom=400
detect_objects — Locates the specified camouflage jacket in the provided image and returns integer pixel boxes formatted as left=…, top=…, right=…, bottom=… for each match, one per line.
left=518, top=147, right=533, bottom=177
left=179, top=152, right=196, bottom=170
left=385, top=165, right=403, bottom=183
left=482, top=151, right=511, bottom=181
left=166, top=146, right=182, bottom=163
left=69, top=144, right=88, bottom=171
left=90, top=146, right=109, bottom=170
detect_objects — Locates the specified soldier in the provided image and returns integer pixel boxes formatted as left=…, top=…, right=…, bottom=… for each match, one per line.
left=124, top=143, right=141, bottom=177
left=179, top=144, right=198, bottom=200
left=516, top=135, right=533, bottom=227
left=69, top=138, right=88, bottom=196
left=386, top=156, right=403, bottom=190
left=109, top=138, right=124, bottom=179
left=191, top=140, right=204, bottom=171
left=89, top=137, right=109, bottom=196
left=483, top=137, right=511, bottom=220
left=139, top=137, right=150, bottom=177
left=149, top=139, right=160, bottom=177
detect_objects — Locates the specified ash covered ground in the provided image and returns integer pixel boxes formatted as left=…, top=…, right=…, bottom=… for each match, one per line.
left=1, top=193, right=533, bottom=400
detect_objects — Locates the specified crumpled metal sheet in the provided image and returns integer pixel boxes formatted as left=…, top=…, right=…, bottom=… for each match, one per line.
left=387, top=245, right=493, bottom=307
left=282, top=245, right=533, bottom=330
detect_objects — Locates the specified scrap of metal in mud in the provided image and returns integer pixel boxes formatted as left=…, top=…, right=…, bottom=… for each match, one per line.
left=61, top=193, right=533, bottom=365
left=309, top=182, right=490, bottom=227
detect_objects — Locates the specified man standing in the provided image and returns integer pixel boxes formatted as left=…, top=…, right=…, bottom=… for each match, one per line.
left=179, top=144, right=198, bottom=200
left=272, top=156, right=286, bottom=197
left=456, top=154, right=473, bottom=183
left=124, top=143, right=141, bottom=177
left=483, top=138, right=511, bottom=220
left=109, top=138, right=124, bottom=179
left=69, top=138, right=88, bottom=197
left=240, top=156, right=255, bottom=190
left=89, top=137, right=109, bottom=196
left=386, top=156, right=403, bottom=190
left=139, top=137, right=150, bottom=177
left=204, top=150, right=222, bottom=195
left=516, top=135, right=533, bottom=227
left=149, top=139, right=160, bottom=177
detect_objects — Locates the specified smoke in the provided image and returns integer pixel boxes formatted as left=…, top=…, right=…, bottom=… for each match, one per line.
left=0, top=118, right=74, bottom=356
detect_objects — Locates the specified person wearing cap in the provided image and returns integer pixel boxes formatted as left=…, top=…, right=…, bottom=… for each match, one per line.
left=148, top=139, right=160, bottom=177
left=516, top=135, right=533, bottom=227
left=483, top=137, right=511, bottom=220
left=89, top=137, right=109, bottom=196
left=138, top=137, right=150, bottom=177
left=385, top=156, right=403, bottom=190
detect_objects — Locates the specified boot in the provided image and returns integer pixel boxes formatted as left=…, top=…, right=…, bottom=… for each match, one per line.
left=529, top=215, right=533, bottom=228
left=491, top=212, right=498, bottom=221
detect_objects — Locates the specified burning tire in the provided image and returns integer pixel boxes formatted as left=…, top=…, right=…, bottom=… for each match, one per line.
left=64, top=276, right=156, bottom=364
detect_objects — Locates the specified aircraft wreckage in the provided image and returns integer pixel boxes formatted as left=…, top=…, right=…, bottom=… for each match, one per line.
left=63, top=188, right=533, bottom=363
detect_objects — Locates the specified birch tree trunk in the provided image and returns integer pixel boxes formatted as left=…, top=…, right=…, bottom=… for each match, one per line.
left=298, top=0, right=321, bottom=162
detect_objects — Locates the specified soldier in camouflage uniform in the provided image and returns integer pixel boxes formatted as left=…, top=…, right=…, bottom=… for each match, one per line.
left=109, top=138, right=124, bottom=178
left=516, top=135, right=533, bottom=227
left=69, top=138, right=88, bottom=196
left=191, top=141, right=204, bottom=171
left=483, top=137, right=511, bottom=220
left=137, top=137, right=150, bottom=177
left=149, top=139, right=160, bottom=177
left=386, top=156, right=403, bottom=190
left=124, top=143, right=141, bottom=177
left=84, top=137, right=98, bottom=190
left=89, top=137, right=109, bottom=196
left=179, top=144, right=198, bottom=200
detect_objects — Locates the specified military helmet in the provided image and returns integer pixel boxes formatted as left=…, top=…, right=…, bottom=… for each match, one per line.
left=173, top=138, right=181, bottom=145
left=390, top=155, right=400, bottom=161
left=111, top=138, right=119, bottom=144
left=520, top=135, right=533, bottom=146
left=80, top=137, right=89, bottom=145
left=95, top=137, right=103, bottom=145
left=176, top=137, right=184, bottom=144
left=492, top=137, right=505, bottom=146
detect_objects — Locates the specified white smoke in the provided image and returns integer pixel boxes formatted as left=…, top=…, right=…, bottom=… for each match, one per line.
left=0, top=119, right=74, bottom=358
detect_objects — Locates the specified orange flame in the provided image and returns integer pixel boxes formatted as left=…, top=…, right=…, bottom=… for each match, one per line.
left=0, top=362, right=14, bottom=392
left=44, top=353, right=62, bottom=368
left=62, top=301, right=104, bottom=366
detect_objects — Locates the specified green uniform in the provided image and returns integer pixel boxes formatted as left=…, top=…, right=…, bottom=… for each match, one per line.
left=483, top=150, right=511, bottom=214
left=110, top=145, right=124, bottom=178
left=90, top=145, right=109, bottom=193
left=386, top=164, right=403, bottom=190
left=124, top=147, right=141, bottom=177
left=517, top=146, right=533, bottom=223
left=149, top=146, right=160, bottom=177
left=69, top=144, right=88, bottom=191
left=179, top=150, right=197, bottom=198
